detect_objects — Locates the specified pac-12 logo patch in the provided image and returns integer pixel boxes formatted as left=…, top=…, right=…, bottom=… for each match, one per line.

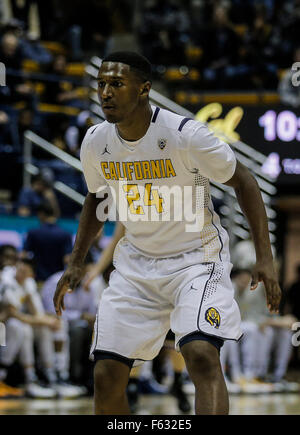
left=205, top=307, right=221, bottom=329
left=158, top=138, right=167, bottom=149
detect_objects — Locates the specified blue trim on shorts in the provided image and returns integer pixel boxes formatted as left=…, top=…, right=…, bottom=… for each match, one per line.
left=197, top=262, right=215, bottom=329
left=93, top=350, right=135, bottom=369
left=178, top=331, right=224, bottom=352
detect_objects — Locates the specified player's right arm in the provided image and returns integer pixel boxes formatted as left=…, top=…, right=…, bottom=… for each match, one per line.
left=53, top=193, right=105, bottom=315
left=54, top=125, right=108, bottom=315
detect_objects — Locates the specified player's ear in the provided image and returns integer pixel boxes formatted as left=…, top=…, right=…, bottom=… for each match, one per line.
left=140, top=81, right=151, bottom=97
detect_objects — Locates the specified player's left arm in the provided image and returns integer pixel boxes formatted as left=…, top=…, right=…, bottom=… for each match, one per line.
left=224, top=160, right=281, bottom=313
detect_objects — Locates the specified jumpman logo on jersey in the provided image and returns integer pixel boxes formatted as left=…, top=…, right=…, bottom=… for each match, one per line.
left=102, top=144, right=111, bottom=155
left=188, top=283, right=198, bottom=292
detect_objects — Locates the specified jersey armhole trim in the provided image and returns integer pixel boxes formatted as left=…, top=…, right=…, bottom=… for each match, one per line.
left=151, top=106, right=160, bottom=123
left=178, top=117, right=193, bottom=132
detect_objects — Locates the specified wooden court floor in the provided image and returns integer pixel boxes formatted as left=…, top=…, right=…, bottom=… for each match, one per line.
left=0, top=393, right=300, bottom=415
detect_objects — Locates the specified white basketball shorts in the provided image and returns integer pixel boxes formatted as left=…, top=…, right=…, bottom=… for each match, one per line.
left=90, top=238, right=242, bottom=366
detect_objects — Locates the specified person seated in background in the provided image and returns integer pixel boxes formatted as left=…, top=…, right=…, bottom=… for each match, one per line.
left=46, top=113, right=73, bottom=152
left=200, top=4, right=240, bottom=89
left=220, top=268, right=274, bottom=393
left=65, top=110, right=93, bottom=157
left=255, top=312, right=298, bottom=391
left=41, top=251, right=106, bottom=391
left=17, top=172, right=60, bottom=217
left=0, top=245, right=84, bottom=399
left=279, top=46, right=300, bottom=108
left=2, top=18, right=52, bottom=65
left=285, top=264, right=300, bottom=323
left=42, top=54, right=83, bottom=108
left=0, top=32, right=37, bottom=107
left=221, top=267, right=298, bottom=394
left=23, top=202, right=72, bottom=282
left=138, top=0, right=190, bottom=66
left=0, top=258, right=62, bottom=398
left=0, top=110, right=17, bottom=148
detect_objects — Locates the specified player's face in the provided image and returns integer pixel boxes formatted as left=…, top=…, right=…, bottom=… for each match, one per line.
left=1, top=248, right=18, bottom=267
left=97, top=62, right=145, bottom=123
left=16, top=262, right=33, bottom=283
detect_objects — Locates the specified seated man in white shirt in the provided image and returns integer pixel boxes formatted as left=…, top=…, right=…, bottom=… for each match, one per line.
left=42, top=252, right=105, bottom=389
left=0, top=259, right=60, bottom=397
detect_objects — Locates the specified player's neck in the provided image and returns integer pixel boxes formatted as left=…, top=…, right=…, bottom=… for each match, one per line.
left=116, top=103, right=152, bottom=142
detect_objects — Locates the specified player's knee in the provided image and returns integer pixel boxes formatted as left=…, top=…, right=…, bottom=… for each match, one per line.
left=182, top=340, right=220, bottom=378
left=22, top=323, right=33, bottom=342
left=7, top=318, right=23, bottom=334
left=94, top=359, right=129, bottom=400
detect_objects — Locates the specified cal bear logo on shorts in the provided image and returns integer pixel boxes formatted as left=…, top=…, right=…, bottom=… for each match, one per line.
left=205, top=307, right=221, bottom=329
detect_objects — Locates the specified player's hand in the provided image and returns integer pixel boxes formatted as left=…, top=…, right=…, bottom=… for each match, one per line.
left=53, top=264, right=85, bottom=316
left=250, top=260, right=282, bottom=314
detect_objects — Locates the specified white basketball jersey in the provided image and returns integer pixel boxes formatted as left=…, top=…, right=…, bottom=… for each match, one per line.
left=80, top=106, right=236, bottom=260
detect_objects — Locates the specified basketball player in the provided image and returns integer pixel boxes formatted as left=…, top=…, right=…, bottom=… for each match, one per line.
left=54, top=52, right=281, bottom=415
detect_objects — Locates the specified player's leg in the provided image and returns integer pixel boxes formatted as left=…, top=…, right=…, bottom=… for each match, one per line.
left=168, top=260, right=242, bottom=414
left=181, top=335, right=228, bottom=415
left=127, top=366, right=141, bottom=413
left=90, top=240, right=172, bottom=414
left=94, top=356, right=131, bottom=415
left=164, top=333, right=191, bottom=413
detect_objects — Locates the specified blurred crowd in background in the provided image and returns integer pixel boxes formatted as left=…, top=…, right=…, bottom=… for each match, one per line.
left=1, top=0, right=300, bottom=215
left=1, top=0, right=300, bottom=411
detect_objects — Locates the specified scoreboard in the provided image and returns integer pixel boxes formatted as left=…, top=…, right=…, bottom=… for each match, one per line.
left=195, top=103, right=300, bottom=188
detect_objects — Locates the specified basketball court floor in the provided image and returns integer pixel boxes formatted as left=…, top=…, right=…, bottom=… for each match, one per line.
left=0, top=393, right=300, bottom=415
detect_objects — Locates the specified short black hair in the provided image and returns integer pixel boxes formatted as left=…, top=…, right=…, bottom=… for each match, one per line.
left=37, top=201, right=55, bottom=217
left=0, top=244, right=17, bottom=256
left=102, top=51, right=152, bottom=83
left=19, top=257, right=36, bottom=272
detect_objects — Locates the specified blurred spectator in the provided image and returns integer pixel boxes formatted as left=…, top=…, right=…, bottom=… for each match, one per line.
left=240, top=4, right=278, bottom=89
left=65, top=110, right=93, bottom=157
left=15, top=107, right=39, bottom=148
left=43, top=54, right=83, bottom=108
left=221, top=268, right=298, bottom=393
left=17, top=172, right=60, bottom=217
left=10, top=1, right=32, bottom=31
left=0, top=259, right=61, bottom=398
left=23, top=202, right=72, bottom=281
left=2, top=18, right=52, bottom=64
left=285, top=264, right=300, bottom=321
left=0, top=31, right=37, bottom=107
left=278, top=47, right=300, bottom=108
left=0, top=110, right=17, bottom=148
left=41, top=251, right=106, bottom=388
left=47, top=113, right=71, bottom=151
left=76, top=0, right=112, bottom=57
left=200, top=4, right=240, bottom=89
left=138, top=0, right=190, bottom=65
left=231, top=238, right=277, bottom=270
left=0, top=244, right=18, bottom=269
